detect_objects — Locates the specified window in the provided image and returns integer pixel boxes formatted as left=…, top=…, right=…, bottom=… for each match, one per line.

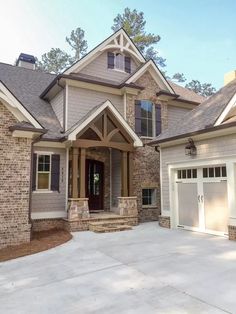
left=142, top=189, right=157, bottom=206
left=37, top=155, right=51, bottom=190
left=177, top=168, right=197, bottom=179
left=135, top=100, right=161, bottom=137
left=115, top=53, right=124, bottom=70
left=203, top=166, right=227, bottom=178
left=107, top=52, right=131, bottom=73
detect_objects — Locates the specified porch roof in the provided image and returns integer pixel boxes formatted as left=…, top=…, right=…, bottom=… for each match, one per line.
left=62, top=100, right=143, bottom=148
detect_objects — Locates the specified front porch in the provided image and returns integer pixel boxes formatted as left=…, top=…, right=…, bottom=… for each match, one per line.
left=65, top=100, right=142, bottom=232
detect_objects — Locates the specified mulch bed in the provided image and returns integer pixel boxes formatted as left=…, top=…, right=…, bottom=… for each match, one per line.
left=0, top=229, right=72, bottom=262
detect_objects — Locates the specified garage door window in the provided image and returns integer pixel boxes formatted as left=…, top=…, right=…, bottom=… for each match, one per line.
left=203, top=166, right=227, bottom=178
left=177, top=169, right=197, bottom=179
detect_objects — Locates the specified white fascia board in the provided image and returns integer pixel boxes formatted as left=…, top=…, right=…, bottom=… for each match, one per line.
left=214, top=92, right=236, bottom=126
left=125, top=60, right=174, bottom=94
left=0, top=82, right=42, bottom=129
left=64, top=29, right=145, bottom=75
left=67, top=100, right=143, bottom=147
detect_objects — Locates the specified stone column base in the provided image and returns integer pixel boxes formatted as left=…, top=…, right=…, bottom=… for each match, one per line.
left=228, top=225, right=236, bottom=240
left=118, top=197, right=138, bottom=216
left=68, top=198, right=90, bottom=220
left=159, top=215, right=171, bottom=229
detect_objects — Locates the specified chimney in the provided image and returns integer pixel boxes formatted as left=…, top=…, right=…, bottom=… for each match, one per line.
left=224, top=70, right=236, bottom=86
left=16, top=53, right=36, bottom=70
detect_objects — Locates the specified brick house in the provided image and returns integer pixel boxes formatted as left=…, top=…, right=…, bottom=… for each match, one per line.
left=0, top=29, right=203, bottom=248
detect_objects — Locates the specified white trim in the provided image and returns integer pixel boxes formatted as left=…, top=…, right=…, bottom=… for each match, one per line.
left=125, top=60, right=174, bottom=94
left=64, top=29, right=145, bottom=75
left=0, top=82, right=42, bottom=129
left=31, top=211, right=67, bottom=219
left=67, top=100, right=143, bottom=147
left=214, top=92, right=236, bottom=126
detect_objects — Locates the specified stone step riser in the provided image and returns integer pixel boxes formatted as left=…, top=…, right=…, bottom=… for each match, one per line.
left=92, top=225, right=132, bottom=233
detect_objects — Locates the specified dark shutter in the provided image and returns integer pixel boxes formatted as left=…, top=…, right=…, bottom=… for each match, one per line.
left=155, top=104, right=162, bottom=136
left=32, top=153, right=37, bottom=191
left=135, top=101, right=142, bottom=135
left=125, top=56, right=131, bottom=73
left=51, top=154, right=60, bottom=192
left=107, top=52, right=114, bottom=69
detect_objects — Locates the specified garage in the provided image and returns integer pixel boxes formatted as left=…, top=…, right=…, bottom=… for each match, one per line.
left=176, top=166, right=229, bottom=235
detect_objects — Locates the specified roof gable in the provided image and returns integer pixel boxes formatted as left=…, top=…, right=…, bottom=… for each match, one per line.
left=0, top=81, right=42, bottom=128
left=65, top=100, right=143, bottom=147
left=125, top=60, right=175, bottom=94
left=64, top=28, right=146, bottom=75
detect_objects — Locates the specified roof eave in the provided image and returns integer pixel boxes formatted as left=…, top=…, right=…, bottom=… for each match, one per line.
left=149, top=121, right=236, bottom=146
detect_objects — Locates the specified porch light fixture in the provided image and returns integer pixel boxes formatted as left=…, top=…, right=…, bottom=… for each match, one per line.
left=185, top=138, right=197, bottom=156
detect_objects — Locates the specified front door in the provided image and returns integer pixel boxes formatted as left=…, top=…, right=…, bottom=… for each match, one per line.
left=86, top=159, right=104, bottom=211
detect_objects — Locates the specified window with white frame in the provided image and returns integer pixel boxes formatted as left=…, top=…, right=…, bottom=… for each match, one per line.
left=107, top=51, right=131, bottom=73
left=135, top=100, right=161, bottom=137
left=37, top=155, right=51, bottom=190
left=142, top=188, right=157, bottom=206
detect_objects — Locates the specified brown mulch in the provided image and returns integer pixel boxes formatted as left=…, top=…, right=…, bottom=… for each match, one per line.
left=0, top=229, right=72, bottom=262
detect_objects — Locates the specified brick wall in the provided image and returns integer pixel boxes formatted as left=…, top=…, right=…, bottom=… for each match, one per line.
left=0, top=102, right=32, bottom=249
left=126, top=72, right=168, bottom=222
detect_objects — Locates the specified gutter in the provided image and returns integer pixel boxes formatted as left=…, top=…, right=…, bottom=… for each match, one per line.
left=40, top=74, right=144, bottom=99
left=149, top=120, right=236, bottom=146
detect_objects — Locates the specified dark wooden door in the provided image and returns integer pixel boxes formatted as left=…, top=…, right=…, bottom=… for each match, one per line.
left=86, top=159, right=104, bottom=211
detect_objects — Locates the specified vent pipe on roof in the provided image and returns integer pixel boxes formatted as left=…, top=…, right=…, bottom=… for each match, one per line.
left=224, top=70, right=236, bottom=86
left=16, top=53, right=36, bottom=70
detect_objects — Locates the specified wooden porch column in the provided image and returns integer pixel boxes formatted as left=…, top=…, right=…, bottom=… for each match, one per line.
left=128, top=152, right=134, bottom=196
left=72, top=147, right=79, bottom=198
left=79, top=148, right=86, bottom=198
left=121, top=151, right=128, bottom=197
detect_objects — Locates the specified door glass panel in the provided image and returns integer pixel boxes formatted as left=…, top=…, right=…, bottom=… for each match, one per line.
left=215, top=167, right=221, bottom=177
left=222, top=166, right=227, bottom=177
left=182, top=170, right=186, bottom=179
left=192, top=169, right=197, bottom=178
left=209, top=168, right=214, bottom=177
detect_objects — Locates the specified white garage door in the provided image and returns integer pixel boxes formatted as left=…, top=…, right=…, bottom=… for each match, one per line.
left=177, top=166, right=229, bottom=235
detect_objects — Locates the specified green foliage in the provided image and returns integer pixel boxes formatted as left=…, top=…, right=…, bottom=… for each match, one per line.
left=185, top=80, right=216, bottom=97
left=37, top=48, right=72, bottom=74
left=172, top=73, right=186, bottom=83
left=37, top=27, right=88, bottom=74
left=112, top=8, right=163, bottom=66
left=66, top=27, right=88, bottom=61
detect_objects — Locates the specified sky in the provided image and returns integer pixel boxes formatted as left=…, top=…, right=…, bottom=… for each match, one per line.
left=0, top=0, right=236, bottom=89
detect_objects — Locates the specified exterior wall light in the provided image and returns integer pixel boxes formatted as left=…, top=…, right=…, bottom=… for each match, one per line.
left=185, top=138, right=197, bottom=156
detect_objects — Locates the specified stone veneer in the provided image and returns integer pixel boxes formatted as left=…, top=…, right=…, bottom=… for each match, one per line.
left=126, top=71, right=168, bottom=222
left=118, top=197, right=138, bottom=216
left=68, top=198, right=90, bottom=219
left=228, top=225, right=236, bottom=241
left=0, top=102, right=32, bottom=249
left=159, top=216, right=171, bottom=229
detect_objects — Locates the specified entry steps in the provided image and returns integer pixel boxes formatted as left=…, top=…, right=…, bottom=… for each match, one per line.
left=89, top=219, right=132, bottom=233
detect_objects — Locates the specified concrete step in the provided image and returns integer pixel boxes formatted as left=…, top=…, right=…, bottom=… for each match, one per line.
left=92, top=224, right=132, bottom=233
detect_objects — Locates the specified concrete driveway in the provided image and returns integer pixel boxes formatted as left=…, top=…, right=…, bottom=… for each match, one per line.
left=0, top=223, right=236, bottom=314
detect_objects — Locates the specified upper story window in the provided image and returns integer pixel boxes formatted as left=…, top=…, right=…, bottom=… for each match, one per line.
left=135, top=100, right=161, bottom=138
left=107, top=52, right=131, bottom=73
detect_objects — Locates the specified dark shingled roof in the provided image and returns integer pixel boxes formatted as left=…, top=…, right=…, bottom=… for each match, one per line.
left=0, top=62, right=62, bottom=139
left=168, top=80, right=205, bottom=104
left=152, top=78, right=236, bottom=144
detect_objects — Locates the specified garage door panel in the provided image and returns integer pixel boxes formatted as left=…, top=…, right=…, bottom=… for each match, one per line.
left=203, top=182, right=229, bottom=233
left=178, top=183, right=199, bottom=228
